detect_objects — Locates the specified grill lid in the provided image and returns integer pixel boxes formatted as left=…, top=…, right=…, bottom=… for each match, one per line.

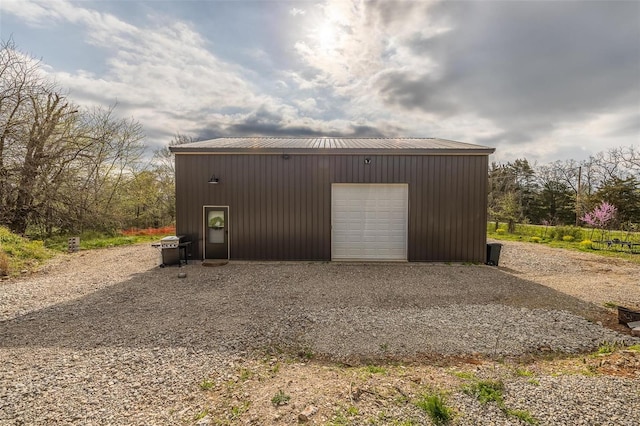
left=160, top=235, right=185, bottom=248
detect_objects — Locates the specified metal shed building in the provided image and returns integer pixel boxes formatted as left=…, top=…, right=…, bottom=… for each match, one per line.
left=170, top=137, right=495, bottom=262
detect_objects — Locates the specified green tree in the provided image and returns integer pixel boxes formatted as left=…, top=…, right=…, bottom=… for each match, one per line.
left=534, top=164, right=577, bottom=225
left=595, top=176, right=640, bottom=224
left=490, top=191, right=523, bottom=233
left=488, top=159, right=538, bottom=227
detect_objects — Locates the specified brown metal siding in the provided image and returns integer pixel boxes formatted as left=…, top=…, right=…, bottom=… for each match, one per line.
left=175, top=154, right=489, bottom=262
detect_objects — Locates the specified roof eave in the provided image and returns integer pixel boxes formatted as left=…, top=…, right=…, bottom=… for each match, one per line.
left=170, top=147, right=496, bottom=155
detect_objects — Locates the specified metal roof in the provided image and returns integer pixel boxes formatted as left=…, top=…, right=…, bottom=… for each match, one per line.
left=170, top=137, right=495, bottom=155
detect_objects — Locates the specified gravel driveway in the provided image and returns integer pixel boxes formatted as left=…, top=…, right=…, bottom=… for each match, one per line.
left=1, top=242, right=639, bottom=424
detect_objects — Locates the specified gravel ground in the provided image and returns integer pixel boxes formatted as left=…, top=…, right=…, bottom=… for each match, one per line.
left=1, top=242, right=639, bottom=424
left=498, top=239, right=640, bottom=309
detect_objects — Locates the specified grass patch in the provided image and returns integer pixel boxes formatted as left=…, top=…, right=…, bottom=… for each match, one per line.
left=415, top=392, right=453, bottom=425
left=596, top=342, right=618, bottom=355
left=0, top=226, right=54, bottom=276
left=42, top=231, right=169, bottom=252
left=514, top=368, right=534, bottom=377
left=238, top=368, right=254, bottom=381
left=450, top=370, right=476, bottom=380
left=626, top=344, right=640, bottom=352
left=0, top=227, right=174, bottom=276
left=603, top=301, right=618, bottom=309
left=366, top=365, right=388, bottom=375
left=269, top=362, right=280, bottom=376
left=270, top=389, right=290, bottom=407
left=297, top=346, right=314, bottom=361
left=506, top=408, right=538, bottom=425
left=199, top=379, right=215, bottom=390
left=464, top=380, right=504, bottom=404
left=487, top=223, right=640, bottom=264
left=193, top=409, right=209, bottom=421
left=464, top=378, right=539, bottom=424
left=229, top=402, right=250, bottom=420
left=328, top=411, right=350, bottom=426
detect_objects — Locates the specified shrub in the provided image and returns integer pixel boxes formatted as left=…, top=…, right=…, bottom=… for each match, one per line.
left=562, top=235, right=574, bottom=242
left=495, top=229, right=506, bottom=235
left=579, top=240, right=593, bottom=249
left=530, top=237, right=541, bottom=243
left=550, top=226, right=583, bottom=241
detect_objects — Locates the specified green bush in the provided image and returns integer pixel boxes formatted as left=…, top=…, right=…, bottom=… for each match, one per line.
left=579, top=240, right=593, bottom=249
left=0, top=226, right=54, bottom=276
left=530, top=237, right=541, bottom=243
left=562, top=235, right=574, bottom=242
left=495, top=228, right=506, bottom=235
left=550, top=226, right=583, bottom=241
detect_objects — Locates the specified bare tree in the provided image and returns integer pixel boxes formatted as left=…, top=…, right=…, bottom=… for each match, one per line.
left=146, top=133, right=197, bottom=226
left=1, top=40, right=147, bottom=235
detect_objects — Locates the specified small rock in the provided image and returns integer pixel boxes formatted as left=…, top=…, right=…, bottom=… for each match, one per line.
left=195, top=414, right=211, bottom=425
left=298, top=405, right=318, bottom=422
left=178, top=272, right=187, bottom=278
left=631, top=327, right=640, bottom=337
left=627, top=321, right=640, bottom=329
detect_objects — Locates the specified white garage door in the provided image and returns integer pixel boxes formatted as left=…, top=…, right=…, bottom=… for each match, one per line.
left=332, top=184, right=408, bottom=260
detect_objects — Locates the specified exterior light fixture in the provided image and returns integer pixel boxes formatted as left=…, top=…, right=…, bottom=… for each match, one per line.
left=364, top=158, right=371, bottom=164
left=208, top=174, right=220, bottom=184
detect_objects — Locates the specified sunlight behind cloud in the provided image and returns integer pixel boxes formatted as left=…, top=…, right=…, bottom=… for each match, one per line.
left=314, top=22, right=339, bottom=53
left=2, top=0, right=637, bottom=160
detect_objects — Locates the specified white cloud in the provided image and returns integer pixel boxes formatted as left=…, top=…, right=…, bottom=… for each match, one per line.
left=4, top=0, right=638, bottom=162
left=3, top=0, right=393, bottom=147
left=289, top=8, right=306, bottom=17
left=294, top=98, right=318, bottom=114
left=1, top=0, right=272, bottom=146
left=1, top=0, right=65, bottom=26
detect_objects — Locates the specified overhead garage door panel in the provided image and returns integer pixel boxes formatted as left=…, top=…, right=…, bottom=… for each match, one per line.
left=332, top=184, right=408, bottom=260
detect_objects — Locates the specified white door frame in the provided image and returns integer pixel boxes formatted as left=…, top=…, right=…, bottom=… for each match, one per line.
left=202, top=205, right=230, bottom=260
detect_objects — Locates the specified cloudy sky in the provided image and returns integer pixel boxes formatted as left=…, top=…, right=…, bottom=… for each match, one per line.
left=1, top=0, right=639, bottom=163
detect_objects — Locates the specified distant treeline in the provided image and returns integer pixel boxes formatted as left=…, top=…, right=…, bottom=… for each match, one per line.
left=489, top=147, right=640, bottom=232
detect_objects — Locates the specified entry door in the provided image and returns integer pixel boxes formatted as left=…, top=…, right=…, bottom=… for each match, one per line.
left=332, top=184, right=408, bottom=260
left=204, top=206, right=229, bottom=259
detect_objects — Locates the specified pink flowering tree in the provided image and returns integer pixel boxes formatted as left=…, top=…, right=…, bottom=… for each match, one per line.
left=581, top=201, right=617, bottom=241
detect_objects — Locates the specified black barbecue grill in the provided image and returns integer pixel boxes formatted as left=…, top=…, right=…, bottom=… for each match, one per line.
left=152, top=235, right=191, bottom=267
